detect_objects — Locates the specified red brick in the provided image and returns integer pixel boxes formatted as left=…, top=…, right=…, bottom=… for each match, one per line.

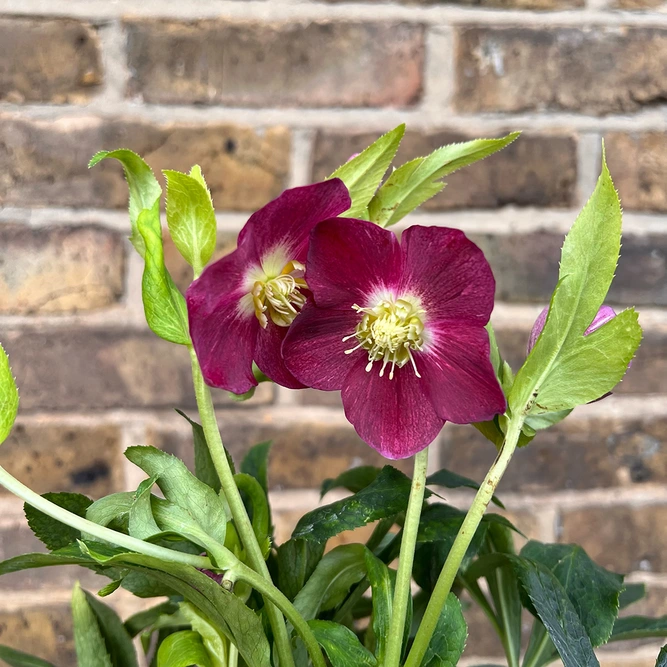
left=0, top=225, right=125, bottom=315
left=0, top=116, right=290, bottom=212
left=559, top=504, right=667, bottom=573
left=456, top=27, right=667, bottom=115
left=605, top=133, right=667, bottom=212
left=125, top=19, right=424, bottom=108
left=0, top=603, right=75, bottom=664
left=0, top=17, right=102, bottom=103
left=468, top=232, right=667, bottom=307
left=151, top=408, right=412, bottom=490
left=0, top=328, right=273, bottom=412
left=439, top=415, right=667, bottom=493
left=312, top=131, right=577, bottom=210
left=0, top=420, right=124, bottom=498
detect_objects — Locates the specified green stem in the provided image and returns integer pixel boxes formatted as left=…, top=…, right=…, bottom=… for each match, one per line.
left=384, top=447, right=429, bottom=667
left=365, top=516, right=395, bottom=553
left=0, top=465, right=212, bottom=569
left=189, top=348, right=295, bottom=667
left=405, top=418, right=524, bottom=667
left=227, top=643, right=239, bottom=667
left=233, top=562, right=327, bottom=667
left=523, top=626, right=552, bottom=667
left=457, top=575, right=502, bottom=637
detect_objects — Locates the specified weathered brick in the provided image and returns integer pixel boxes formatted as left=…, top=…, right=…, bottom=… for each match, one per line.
left=494, top=323, right=667, bottom=396
left=440, top=415, right=667, bottom=492
left=0, top=225, right=125, bottom=315
left=605, top=133, right=667, bottom=212
left=559, top=505, right=667, bottom=573
left=0, top=521, right=105, bottom=590
left=0, top=17, right=102, bottom=103
left=151, top=408, right=411, bottom=490
left=0, top=420, right=124, bottom=498
left=0, top=328, right=272, bottom=411
left=469, top=232, right=667, bottom=306
left=0, top=603, right=75, bottom=664
left=125, top=19, right=424, bottom=108
left=455, top=27, right=667, bottom=115
left=614, top=0, right=663, bottom=7
left=312, top=131, right=577, bottom=209
left=0, top=116, right=290, bottom=212
left=325, top=0, right=582, bottom=7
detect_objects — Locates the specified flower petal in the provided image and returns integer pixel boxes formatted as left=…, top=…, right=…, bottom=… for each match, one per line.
left=283, top=301, right=362, bottom=391
left=421, top=325, right=506, bottom=424
left=239, top=179, right=351, bottom=262
left=341, top=359, right=445, bottom=459
left=255, top=322, right=305, bottom=389
left=401, top=225, right=496, bottom=325
left=307, top=218, right=403, bottom=309
left=187, top=248, right=258, bottom=394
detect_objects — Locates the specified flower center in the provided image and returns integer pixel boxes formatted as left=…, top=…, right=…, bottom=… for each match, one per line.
left=252, top=260, right=307, bottom=328
left=343, top=295, right=426, bottom=379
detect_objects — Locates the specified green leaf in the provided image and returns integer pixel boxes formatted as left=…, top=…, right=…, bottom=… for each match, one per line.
left=619, top=583, right=646, bottom=609
left=97, top=579, right=122, bottom=597
left=128, top=476, right=161, bottom=539
left=520, top=541, right=624, bottom=646
left=511, top=558, right=599, bottom=667
left=24, top=493, right=92, bottom=551
left=0, top=344, right=19, bottom=446
left=294, top=544, right=368, bottom=621
left=609, top=616, right=667, bottom=642
left=368, top=132, right=519, bottom=227
left=124, top=600, right=180, bottom=638
left=71, top=583, right=113, bottom=667
left=240, top=441, right=271, bottom=495
left=276, top=538, right=326, bottom=601
left=137, top=205, right=191, bottom=345
left=81, top=547, right=271, bottom=667
left=125, top=447, right=227, bottom=547
left=179, top=603, right=227, bottom=667
left=329, top=125, right=405, bottom=219
left=426, top=468, right=504, bottom=509
left=420, top=593, right=468, bottom=667
left=164, top=169, right=217, bottom=276
left=509, top=156, right=642, bottom=417
left=321, top=466, right=382, bottom=497
left=89, top=149, right=162, bottom=257
left=293, top=466, right=428, bottom=542
left=83, top=589, right=139, bottom=667
left=657, top=646, right=667, bottom=667
left=86, top=492, right=134, bottom=529
left=175, top=409, right=223, bottom=493
left=364, top=550, right=393, bottom=663
left=0, top=646, right=56, bottom=667
left=157, top=630, right=213, bottom=667
left=308, top=620, right=377, bottom=667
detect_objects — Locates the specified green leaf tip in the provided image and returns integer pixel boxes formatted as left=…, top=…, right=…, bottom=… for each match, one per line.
left=0, top=343, right=19, bottom=446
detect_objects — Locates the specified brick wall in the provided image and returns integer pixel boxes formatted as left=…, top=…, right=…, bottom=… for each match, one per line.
left=0, top=1, right=666, bottom=665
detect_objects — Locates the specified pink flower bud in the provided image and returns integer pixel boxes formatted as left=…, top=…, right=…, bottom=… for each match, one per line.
left=528, top=305, right=617, bottom=354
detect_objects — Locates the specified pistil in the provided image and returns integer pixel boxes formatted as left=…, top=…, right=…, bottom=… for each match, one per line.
left=251, top=260, right=307, bottom=328
left=344, top=295, right=426, bottom=379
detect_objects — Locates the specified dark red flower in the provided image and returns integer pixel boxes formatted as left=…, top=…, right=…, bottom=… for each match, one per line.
left=187, top=180, right=351, bottom=394
left=282, top=219, right=506, bottom=459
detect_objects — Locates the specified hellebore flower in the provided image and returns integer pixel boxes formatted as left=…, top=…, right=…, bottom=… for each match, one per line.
left=282, top=219, right=506, bottom=459
left=528, top=304, right=618, bottom=353
left=187, top=180, right=351, bottom=394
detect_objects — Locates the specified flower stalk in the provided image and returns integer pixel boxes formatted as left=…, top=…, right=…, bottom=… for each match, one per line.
left=189, top=346, right=297, bottom=667
left=384, top=446, right=430, bottom=667
left=405, top=416, right=524, bottom=667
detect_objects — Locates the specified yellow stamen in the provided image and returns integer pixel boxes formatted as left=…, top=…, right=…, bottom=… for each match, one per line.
left=345, top=296, right=426, bottom=379
left=251, top=261, right=307, bottom=328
